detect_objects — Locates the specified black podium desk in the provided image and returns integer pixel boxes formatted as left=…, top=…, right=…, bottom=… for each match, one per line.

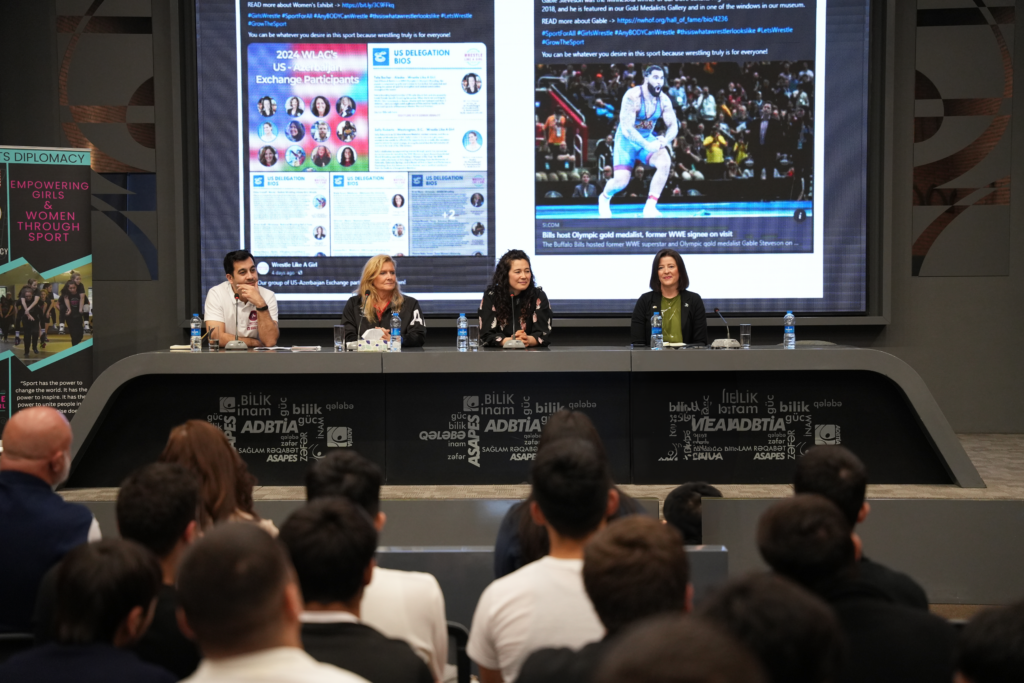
left=66, top=347, right=982, bottom=488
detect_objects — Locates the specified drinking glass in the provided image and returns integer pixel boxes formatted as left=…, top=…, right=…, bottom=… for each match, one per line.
left=334, top=325, right=346, bottom=352
left=739, top=324, right=751, bottom=349
left=468, top=324, right=480, bottom=351
left=208, top=325, right=219, bottom=351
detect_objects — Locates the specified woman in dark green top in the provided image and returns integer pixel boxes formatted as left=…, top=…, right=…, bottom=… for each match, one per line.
left=630, top=248, right=708, bottom=346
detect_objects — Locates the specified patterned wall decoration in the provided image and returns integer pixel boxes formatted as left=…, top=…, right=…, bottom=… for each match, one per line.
left=913, top=0, right=1014, bottom=277
left=55, top=0, right=158, bottom=280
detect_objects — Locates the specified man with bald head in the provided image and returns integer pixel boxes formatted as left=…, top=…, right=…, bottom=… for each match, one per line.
left=0, top=406, right=100, bottom=633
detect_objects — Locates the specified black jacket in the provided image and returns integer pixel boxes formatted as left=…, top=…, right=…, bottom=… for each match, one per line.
left=302, top=621, right=433, bottom=683
left=814, top=575, right=955, bottom=683
left=858, top=556, right=929, bottom=611
left=630, top=289, right=708, bottom=346
left=478, top=287, right=553, bottom=347
left=341, top=294, right=426, bottom=346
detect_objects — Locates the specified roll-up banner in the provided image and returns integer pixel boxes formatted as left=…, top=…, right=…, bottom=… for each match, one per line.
left=0, top=146, right=93, bottom=430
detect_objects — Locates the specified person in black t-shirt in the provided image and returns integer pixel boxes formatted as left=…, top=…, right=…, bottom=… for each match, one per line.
left=280, top=499, right=434, bottom=683
left=62, top=283, right=86, bottom=346
left=19, top=284, right=41, bottom=355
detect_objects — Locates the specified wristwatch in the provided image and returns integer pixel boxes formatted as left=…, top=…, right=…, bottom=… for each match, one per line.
left=255, top=304, right=269, bottom=312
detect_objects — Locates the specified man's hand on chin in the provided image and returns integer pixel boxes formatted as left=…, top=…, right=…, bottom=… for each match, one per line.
left=234, top=283, right=265, bottom=308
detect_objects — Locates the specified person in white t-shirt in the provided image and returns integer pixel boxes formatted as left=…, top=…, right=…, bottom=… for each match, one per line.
left=176, top=523, right=368, bottom=683
left=306, top=450, right=449, bottom=682
left=204, top=250, right=279, bottom=348
left=467, top=438, right=620, bottom=683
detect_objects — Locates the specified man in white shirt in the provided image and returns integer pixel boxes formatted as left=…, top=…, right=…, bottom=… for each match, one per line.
left=306, top=451, right=449, bottom=682
left=205, top=250, right=279, bottom=348
left=177, top=523, right=368, bottom=683
left=467, top=438, right=619, bottom=683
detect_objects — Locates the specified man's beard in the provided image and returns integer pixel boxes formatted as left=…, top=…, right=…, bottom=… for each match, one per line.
left=647, top=83, right=661, bottom=97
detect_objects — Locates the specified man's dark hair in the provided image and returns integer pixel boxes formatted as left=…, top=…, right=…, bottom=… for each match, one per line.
left=177, top=523, right=293, bottom=652
left=537, top=409, right=607, bottom=461
left=55, top=539, right=161, bottom=644
left=223, top=249, right=255, bottom=275
left=595, top=615, right=767, bottom=683
left=584, top=517, right=689, bottom=635
left=756, top=495, right=855, bottom=588
left=531, top=438, right=610, bottom=540
left=644, top=64, right=666, bottom=78
left=663, top=482, right=723, bottom=544
left=699, top=573, right=845, bottom=683
left=280, top=498, right=377, bottom=605
left=956, top=601, right=1024, bottom=683
left=649, top=249, right=690, bottom=291
left=117, top=463, right=200, bottom=558
left=793, top=446, right=867, bottom=527
left=305, top=449, right=382, bottom=516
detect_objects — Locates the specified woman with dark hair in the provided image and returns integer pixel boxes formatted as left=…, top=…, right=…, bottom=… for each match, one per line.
left=159, top=420, right=277, bottom=534
left=630, top=248, right=707, bottom=346
left=339, top=146, right=356, bottom=167
left=311, top=95, right=330, bottom=117
left=478, top=249, right=553, bottom=348
left=286, top=96, right=304, bottom=116
left=493, top=409, right=647, bottom=578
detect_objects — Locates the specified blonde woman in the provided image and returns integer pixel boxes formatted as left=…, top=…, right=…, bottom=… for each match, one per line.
left=341, top=254, right=426, bottom=346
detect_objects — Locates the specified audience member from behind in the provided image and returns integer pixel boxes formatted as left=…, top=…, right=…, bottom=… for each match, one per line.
left=698, top=573, right=845, bottom=683
left=0, top=406, right=100, bottom=633
left=0, top=539, right=172, bottom=682
left=518, top=517, right=691, bottom=683
left=119, top=463, right=203, bottom=678
left=794, top=445, right=928, bottom=609
left=594, top=615, right=767, bottom=683
left=955, top=601, right=1024, bottom=683
left=280, top=499, right=433, bottom=683
left=306, top=450, right=447, bottom=682
left=159, top=419, right=277, bottom=534
left=758, top=495, right=955, bottom=683
left=663, top=481, right=723, bottom=544
left=176, top=523, right=366, bottom=683
left=468, top=438, right=616, bottom=683
left=494, top=409, right=644, bottom=578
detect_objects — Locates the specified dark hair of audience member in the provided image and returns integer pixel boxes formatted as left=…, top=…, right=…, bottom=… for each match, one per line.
left=280, top=498, right=377, bottom=605
left=530, top=438, right=611, bottom=540
left=793, top=445, right=867, bottom=527
left=756, top=494, right=855, bottom=588
left=518, top=410, right=609, bottom=563
left=594, top=615, right=768, bottom=683
left=699, top=573, right=846, bottom=683
left=584, top=516, right=690, bottom=635
left=159, top=419, right=259, bottom=527
left=177, top=523, right=291, bottom=653
left=663, top=481, right=723, bottom=544
left=305, top=449, right=382, bottom=516
left=55, top=540, right=162, bottom=644
left=117, top=463, right=200, bottom=557
left=956, top=601, right=1024, bottom=683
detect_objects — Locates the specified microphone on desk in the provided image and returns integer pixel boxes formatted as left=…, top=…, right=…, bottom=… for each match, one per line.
left=355, top=289, right=371, bottom=344
left=224, top=291, right=248, bottom=350
left=710, top=308, right=741, bottom=349
left=505, top=292, right=526, bottom=349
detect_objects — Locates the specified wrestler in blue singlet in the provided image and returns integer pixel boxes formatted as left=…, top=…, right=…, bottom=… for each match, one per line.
left=612, top=90, right=663, bottom=171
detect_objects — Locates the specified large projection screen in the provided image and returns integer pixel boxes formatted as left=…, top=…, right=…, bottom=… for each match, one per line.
left=193, top=0, right=872, bottom=317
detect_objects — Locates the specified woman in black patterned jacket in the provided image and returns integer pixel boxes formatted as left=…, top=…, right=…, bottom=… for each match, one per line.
left=478, top=249, right=553, bottom=348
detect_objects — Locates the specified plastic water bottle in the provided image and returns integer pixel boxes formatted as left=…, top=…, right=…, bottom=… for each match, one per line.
left=650, top=307, right=664, bottom=350
left=190, top=313, right=202, bottom=352
left=457, top=313, right=468, bottom=351
left=783, top=311, right=796, bottom=349
left=389, top=312, right=402, bottom=352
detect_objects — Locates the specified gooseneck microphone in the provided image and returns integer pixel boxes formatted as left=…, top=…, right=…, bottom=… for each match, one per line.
left=505, top=291, right=526, bottom=349
left=710, top=307, right=741, bottom=349
left=355, top=289, right=371, bottom=342
left=224, top=289, right=248, bottom=350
